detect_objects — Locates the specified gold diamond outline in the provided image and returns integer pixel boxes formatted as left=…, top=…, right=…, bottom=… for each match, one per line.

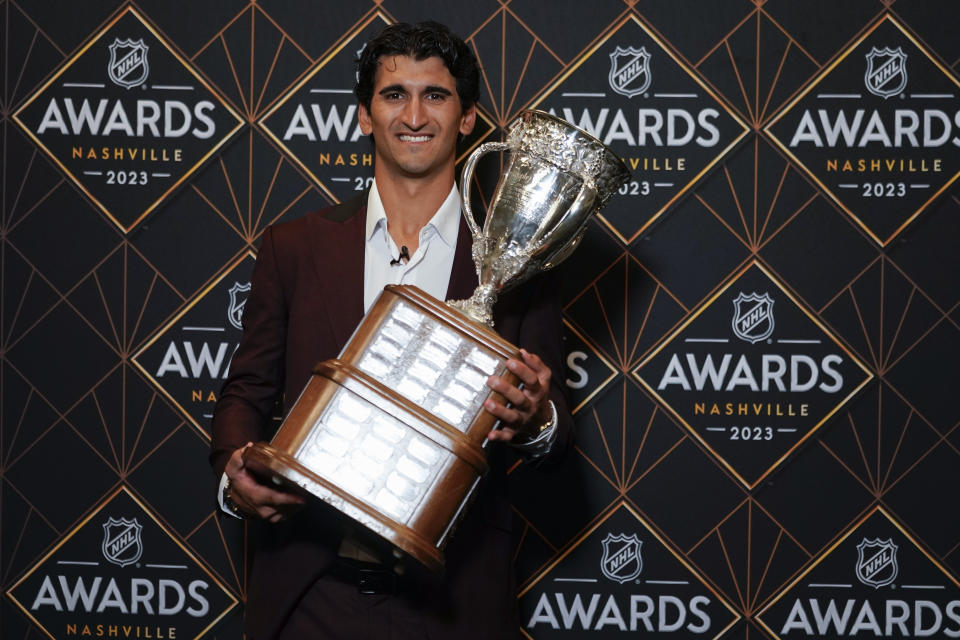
left=764, top=14, right=960, bottom=246
left=10, top=4, right=245, bottom=235
left=563, top=318, right=619, bottom=415
left=524, top=13, right=750, bottom=245
left=754, top=504, right=960, bottom=639
left=5, top=485, right=239, bottom=640
left=517, top=499, right=741, bottom=640
left=631, top=259, right=874, bottom=489
left=256, top=9, right=497, bottom=203
left=131, top=250, right=258, bottom=439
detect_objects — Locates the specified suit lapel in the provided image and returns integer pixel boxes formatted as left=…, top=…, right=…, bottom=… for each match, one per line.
left=310, top=194, right=478, bottom=348
left=446, top=215, right=479, bottom=301
left=309, top=196, right=366, bottom=350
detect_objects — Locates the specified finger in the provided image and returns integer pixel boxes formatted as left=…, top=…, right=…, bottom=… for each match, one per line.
left=487, top=427, right=518, bottom=442
left=483, top=397, right=524, bottom=425
left=224, top=443, right=253, bottom=475
left=520, top=349, right=546, bottom=373
left=246, top=480, right=306, bottom=507
left=232, top=469, right=305, bottom=512
left=505, top=358, right=541, bottom=389
left=487, top=374, right=530, bottom=410
left=241, top=491, right=305, bottom=522
left=520, top=350, right=552, bottom=390
left=489, top=373, right=547, bottom=427
left=263, top=495, right=307, bottom=522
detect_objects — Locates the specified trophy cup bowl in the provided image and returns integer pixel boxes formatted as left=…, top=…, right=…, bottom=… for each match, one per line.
left=451, top=109, right=630, bottom=326
left=244, top=110, right=629, bottom=571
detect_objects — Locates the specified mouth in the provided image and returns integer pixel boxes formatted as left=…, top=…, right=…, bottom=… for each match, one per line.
left=398, top=134, right=432, bottom=143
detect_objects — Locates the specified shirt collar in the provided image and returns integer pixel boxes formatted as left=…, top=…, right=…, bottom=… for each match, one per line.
left=365, top=179, right=461, bottom=248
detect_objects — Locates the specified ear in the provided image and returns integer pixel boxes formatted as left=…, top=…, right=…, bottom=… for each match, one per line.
left=459, top=104, right=476, bottom=136
left=358, top=103, right=373, bottom=135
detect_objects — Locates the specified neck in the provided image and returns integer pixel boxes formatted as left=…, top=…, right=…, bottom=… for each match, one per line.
left=376, top=168, right=455, bottom=253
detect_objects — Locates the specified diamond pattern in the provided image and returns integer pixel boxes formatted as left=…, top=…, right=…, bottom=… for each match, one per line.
left=688, top=499, right=811, bottom=614
left=7, top=301, right=118, bottom=412
left=756, top=440, right=873, bottom=553
left=886, top=319, right=960, bottom=433
left=565, top=254, right=687, bottom=372
left=0, top=479, right=59, bottom=594
left=66, top=364, right=189, bottom=476
left=6, top=182, right=120, bottom=295
left=821, top=256, right=944, bottom=373
left=2, top=4, right=959, bottom=638
left=762, top=0, right=882, bottom=64
left=696, top=8, right=820, bottom=126
left=819, top=380, right=942, bottom=495
left=888, top=191, right=960, bottom=311
left=469, top=8, right=566, bottom=125
left=626, top=437, right=745, bottom=551
left=4, top=419, right=118, bottom=531
left=188, top=127, right=332, bottom=244
left=695, top=135, right=821, bottom=250
left=193, top=4, right=314, bottom=120
left=1, top=0, right=67, bottom=109
left=759, top=196, right=879, bottom=311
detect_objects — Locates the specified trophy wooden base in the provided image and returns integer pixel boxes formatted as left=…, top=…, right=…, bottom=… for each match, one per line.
left=243, top=285, right=520, bottom=571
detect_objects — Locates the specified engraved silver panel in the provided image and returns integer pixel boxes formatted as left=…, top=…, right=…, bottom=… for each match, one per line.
left=355, top=301, right=502, bottom=432
left=295, top=386, right=446, bottom=524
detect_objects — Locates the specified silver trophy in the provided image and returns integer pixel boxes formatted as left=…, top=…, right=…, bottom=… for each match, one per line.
left=451, top=109, right=630, bottom=326
left=245, top=110, right=629, bottom=570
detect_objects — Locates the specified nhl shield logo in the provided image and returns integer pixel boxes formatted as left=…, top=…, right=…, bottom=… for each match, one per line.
left=101, top=517, right=143, bottom=567
left=608, top=46, right=651, bottom=98
left=600, top=533, right=643, bottom=583
left=227, top=281, right=251, bottom=330
left=856, top=538, right=899, bottom=588
left=864, top=47, right=907, bottom=99
left=731, top=292, right=775, bottom=344
left=108, top=38, right=150, bottom=89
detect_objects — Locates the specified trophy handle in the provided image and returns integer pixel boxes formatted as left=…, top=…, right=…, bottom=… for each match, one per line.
left=460, top=141, right=510, bottom=239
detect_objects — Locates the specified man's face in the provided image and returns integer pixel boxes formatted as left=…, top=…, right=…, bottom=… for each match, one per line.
left=358, top=55, right=476, bottom=181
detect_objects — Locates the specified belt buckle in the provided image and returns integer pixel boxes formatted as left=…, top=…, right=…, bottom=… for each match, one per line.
left=357, top=567, right=397, bottom=595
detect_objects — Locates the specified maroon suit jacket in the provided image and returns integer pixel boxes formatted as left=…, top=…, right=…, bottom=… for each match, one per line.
left=211, top=193, right=572, bottom=639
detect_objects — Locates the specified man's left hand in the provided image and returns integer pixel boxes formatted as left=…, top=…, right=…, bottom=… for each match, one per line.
left=484, top=348, right=552, bottom=443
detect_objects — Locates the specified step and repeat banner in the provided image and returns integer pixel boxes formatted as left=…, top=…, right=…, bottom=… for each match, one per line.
left=3, top=1, right=959, bottom=638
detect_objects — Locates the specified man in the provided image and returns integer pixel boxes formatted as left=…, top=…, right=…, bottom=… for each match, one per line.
left=211, top=22, right=572, bottom=639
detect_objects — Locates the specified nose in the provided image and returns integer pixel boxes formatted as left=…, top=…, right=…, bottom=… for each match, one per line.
left=402, top=96, right=427, bottom=130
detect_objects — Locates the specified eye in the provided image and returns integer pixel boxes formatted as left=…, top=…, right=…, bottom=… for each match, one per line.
left=426, top=92, right=447, bottom=101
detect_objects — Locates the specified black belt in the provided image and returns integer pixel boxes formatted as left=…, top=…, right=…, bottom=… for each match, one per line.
left=329, top=558, right=401, bottom=595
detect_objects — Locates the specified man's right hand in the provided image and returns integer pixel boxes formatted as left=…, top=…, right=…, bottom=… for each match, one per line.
left=225, top=443, right=306, bottom=523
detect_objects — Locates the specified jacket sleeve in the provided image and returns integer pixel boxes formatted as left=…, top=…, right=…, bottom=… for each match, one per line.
left=209, top=226, right=289, bottom=477
left=514, top=271, right=575, bottom=464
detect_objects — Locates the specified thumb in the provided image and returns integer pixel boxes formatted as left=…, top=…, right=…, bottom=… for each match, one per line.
left=226, top=442, right=253, bottom=474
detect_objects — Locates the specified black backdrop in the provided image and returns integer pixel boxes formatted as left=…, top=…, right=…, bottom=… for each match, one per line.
left=3, top=1, right=959, bottom=638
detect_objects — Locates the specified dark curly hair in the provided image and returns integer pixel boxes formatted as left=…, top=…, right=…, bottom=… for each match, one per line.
left=354, top=22, right=481, bottom=113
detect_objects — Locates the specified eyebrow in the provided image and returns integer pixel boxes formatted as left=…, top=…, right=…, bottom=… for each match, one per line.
left=378, top=84, right=453, bottom=96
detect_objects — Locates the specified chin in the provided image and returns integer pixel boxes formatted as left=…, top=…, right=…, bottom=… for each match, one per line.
left=395, top=160, right=437, bottom=176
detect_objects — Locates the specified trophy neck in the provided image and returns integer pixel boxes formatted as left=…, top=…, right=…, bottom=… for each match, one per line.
left=447, top=284, right=498, bottom=327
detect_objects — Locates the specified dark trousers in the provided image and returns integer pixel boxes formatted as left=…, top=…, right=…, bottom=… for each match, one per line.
left=276, top=574, right=432, bottom=640
left=273, top=561, right=523, bottom=640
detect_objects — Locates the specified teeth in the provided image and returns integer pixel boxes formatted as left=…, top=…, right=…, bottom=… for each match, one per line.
left=400, top=135, right=430, bottom=142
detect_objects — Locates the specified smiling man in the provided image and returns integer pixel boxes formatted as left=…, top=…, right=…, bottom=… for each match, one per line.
left=210, top=22, right=573, bottom=639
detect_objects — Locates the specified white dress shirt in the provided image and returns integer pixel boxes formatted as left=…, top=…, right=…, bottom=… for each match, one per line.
left=362, top=180, right=461, bottom=313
